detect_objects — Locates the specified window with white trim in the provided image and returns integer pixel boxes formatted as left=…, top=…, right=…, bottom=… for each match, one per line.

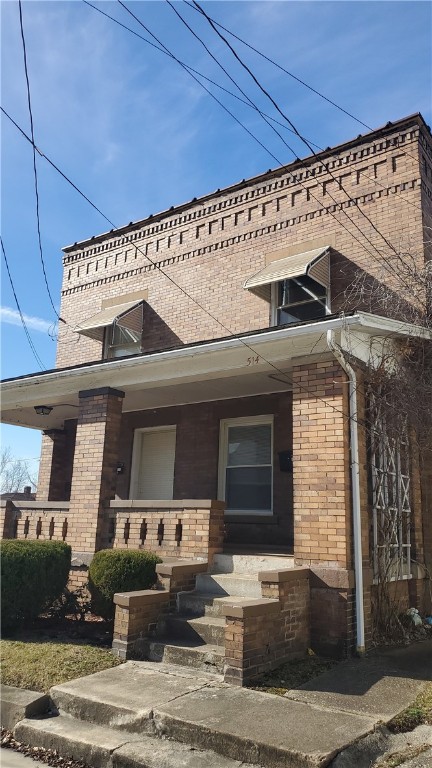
left=219, top=416, right=273, bottom=515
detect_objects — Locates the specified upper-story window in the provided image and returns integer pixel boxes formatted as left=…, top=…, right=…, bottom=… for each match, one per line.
left=243, top=244, right=331, bottom=326
left=74, top=289, right=147, bottom=359
left=104, top=321, right=142, bottom=359
left=274, top=275, right=328, bottom=325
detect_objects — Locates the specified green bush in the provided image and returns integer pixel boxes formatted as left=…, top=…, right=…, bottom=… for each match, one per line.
left=1, top=540, right=71, bottom=633
left=88, top=549, right=162, bottom=620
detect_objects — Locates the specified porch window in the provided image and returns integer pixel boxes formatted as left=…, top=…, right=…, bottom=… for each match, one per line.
left=219, top=416, right=273, bottom=515
left=369, top=391, right=412, bottom=582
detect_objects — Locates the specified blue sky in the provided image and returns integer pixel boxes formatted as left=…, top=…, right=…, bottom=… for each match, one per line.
left=1, top=0, right=431, bottom=480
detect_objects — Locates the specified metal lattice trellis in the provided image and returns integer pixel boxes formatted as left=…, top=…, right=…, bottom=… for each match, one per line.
left=369, top=390, right=412, bottom=583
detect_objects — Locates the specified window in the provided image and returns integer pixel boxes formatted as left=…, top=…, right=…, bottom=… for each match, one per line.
left=104, top=321, right=141, bottom=359
left=273, top=275, right=329, bottom=325
left=219, top=416, right=273, bottom=515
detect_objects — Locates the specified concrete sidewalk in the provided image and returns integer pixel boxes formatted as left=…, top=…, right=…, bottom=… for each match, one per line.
left=5, top=640, right=432, bottom=768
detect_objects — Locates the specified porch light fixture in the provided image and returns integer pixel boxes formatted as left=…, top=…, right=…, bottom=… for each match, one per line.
left=34, top=405, right=53, bottom=416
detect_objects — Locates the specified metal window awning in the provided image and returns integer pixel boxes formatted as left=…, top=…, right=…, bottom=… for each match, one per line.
left=244, top=246, right=330, bottom=300
left=74, top=300, right=145, bottom=342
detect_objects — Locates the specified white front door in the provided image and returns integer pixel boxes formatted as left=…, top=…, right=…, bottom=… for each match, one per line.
left=131, top=426, right=176, bottom=499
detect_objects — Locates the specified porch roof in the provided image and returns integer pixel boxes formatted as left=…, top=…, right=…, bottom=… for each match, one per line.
left=1, top=312, right=429, bottom=430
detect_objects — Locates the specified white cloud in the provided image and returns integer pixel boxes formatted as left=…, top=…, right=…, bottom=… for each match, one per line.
left=0, top=306, right=52, bottom=334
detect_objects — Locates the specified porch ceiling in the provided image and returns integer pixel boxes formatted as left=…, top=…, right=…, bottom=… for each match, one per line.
left=1, top=312, right=429, bottom=430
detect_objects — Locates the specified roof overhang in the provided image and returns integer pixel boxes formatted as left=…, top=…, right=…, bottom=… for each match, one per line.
left=1, top=312, right=430, bottom=430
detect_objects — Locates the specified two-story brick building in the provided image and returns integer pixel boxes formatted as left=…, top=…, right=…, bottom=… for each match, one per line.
left=1, top=113, right=431, bottom=681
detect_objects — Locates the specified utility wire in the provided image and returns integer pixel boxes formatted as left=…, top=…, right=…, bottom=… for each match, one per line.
left=184, top=0, right=425, bottom=170
left=83, top=0, right=419, bottom=213
left=118, top=0, right=414, bottom=293
left=1, top=236, right=46, bottom=370
left=18, top=0, right=61, bottom=321
left=116, top=0, right=402, bottom=279
left=192, top=0, right=414, bottom=286
left=1, top=107, right=116, bottom=230
left=82, top=1, right=323, bottom=148
left=1, top=105, right=362, bottom=425
left=183, top=0, right=367, bottom=132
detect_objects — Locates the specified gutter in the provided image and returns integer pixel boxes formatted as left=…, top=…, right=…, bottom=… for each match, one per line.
left=327, top=330, right=365, bottom=655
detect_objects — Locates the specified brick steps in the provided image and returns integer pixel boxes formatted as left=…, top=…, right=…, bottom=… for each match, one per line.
left=160, top=614, right=226, bottom=646
left=146, top=640, right=225, bottom=674
left=195, top=572, right=262, bottom=598
left=177, top=591, right=254, bottom=618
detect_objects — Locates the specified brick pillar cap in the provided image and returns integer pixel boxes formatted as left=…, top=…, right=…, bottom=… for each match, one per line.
left=79, top=387, right=125, bottom=399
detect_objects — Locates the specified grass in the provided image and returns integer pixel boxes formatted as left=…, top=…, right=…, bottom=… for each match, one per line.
left=248, top=655, right=339, bottom=696
left=1, top=635, right=122, bottom=693
left=388, top=681, right=432, bottom=733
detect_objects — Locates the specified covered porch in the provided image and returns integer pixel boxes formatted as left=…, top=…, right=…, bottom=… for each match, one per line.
left=0, top=314, right=358, bottom=561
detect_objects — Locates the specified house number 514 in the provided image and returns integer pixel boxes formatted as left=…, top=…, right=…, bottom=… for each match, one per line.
left=247, top=355, right=260, bottom=366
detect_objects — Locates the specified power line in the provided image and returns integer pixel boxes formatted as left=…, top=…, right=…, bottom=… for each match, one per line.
left=183, top=0, right=371, bottom=132
left=18, top=0, right=61, bottom=321
left=1, top=107, right=116, bottom=230
left=83, top=0, right=419, bottom=214
left=1, top=106, right=360, bottom=425
left=191, top=0, right=415, bottom=288
left=1, top=236, right=46, bottom=370
left=186, top=0, right=422, bottom=184
left=82, top=1, right=323, bottom=149
left=116, top=0, right=403, bottom=278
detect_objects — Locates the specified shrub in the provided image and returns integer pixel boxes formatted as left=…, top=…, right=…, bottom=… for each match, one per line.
left=1, top=540, right=71, bottom=633
left=88, top=549, right=162, bottom=620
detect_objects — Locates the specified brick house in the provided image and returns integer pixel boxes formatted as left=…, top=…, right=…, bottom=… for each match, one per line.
left=1, top=113, right=431, bottom=683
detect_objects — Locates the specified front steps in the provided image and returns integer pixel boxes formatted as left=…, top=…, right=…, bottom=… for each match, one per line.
left=145, top=553, right=295, bottom=675
left=13, top=663, right=251, bottom=768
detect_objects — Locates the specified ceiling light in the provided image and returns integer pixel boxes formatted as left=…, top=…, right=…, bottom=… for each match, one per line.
left=34, top=405, right=53, bottom=416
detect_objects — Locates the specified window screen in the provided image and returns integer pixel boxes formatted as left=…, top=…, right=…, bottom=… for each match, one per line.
left=225, top=423, right=272, bottom=512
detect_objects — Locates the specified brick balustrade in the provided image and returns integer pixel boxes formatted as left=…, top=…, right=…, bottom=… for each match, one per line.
left=106, top=499, right=225, bottom=562
left=0, top=500, right=76, bottom=545
left=1, top=498, right=225, bottom=567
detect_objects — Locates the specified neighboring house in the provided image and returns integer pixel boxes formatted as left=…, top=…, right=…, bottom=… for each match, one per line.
left=1, top=113, right=431, bottom=681
left=0, top=487, right=35, bottom=502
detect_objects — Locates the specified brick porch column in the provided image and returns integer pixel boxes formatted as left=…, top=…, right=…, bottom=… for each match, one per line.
left=37, top=429, right=68, bottom=501
left=68, top=387, right=124, bottom=554
left=292, top=360, right=359, bottom=656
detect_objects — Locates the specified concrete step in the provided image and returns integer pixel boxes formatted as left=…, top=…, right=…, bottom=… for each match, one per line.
left=195, top=572, right=262, bottom=598
left=178, top=592, right=255, bottom=618
left=147, top=640, right=225, bottom=674
left=14, top=715, right=249, bottom=768
left=158, top=614, right=226, bottom=646
left=211, top=553, right=295, bottom=574
left=49, top=661, right=220, bottom=733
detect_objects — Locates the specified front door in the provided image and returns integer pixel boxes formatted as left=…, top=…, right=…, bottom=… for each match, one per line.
left=130, top=426, right=176, bottom=499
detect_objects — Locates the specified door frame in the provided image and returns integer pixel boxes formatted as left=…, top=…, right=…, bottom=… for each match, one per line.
left=129, top=424, right=177, bottom=499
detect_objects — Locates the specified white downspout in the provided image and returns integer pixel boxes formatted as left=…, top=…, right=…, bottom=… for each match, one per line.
left=327, top=330, right=365, bottom=654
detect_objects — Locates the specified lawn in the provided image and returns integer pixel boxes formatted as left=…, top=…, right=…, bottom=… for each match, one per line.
left=388, top=681, right=432, bottom=732
left=1, top=635, right=122, bottom=693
